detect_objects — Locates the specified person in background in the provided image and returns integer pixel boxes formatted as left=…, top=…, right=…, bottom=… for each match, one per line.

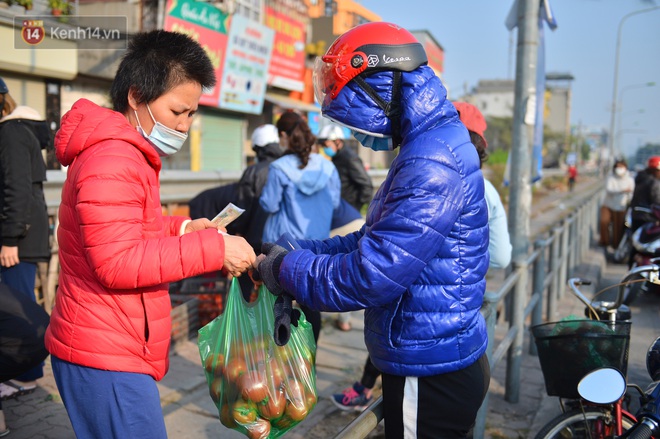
left=567, top=164, right=578, bottom=192
left=44, top=30, right=255, bottom=439
left=256, top=22, right=490, bottom=437
left=314, top=124, right=368, bottom=331
left=317, top=123, right=373, bottom=212
left=598, top=158, right=634, bottom=250
left=231, top=124, right=283, bottom=299
left=331, top=101, right=511, bottom=413
left=454, top=101, right=512, bottom=269
left=0, top=78, right=51, bottom=399
left=630, top=156, right=660, bottom=231
left=259, top=111, right=341, bottom=343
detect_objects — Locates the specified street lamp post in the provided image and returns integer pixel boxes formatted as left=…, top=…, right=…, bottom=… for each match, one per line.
left=615, top=128, right=647, bottom=157
left=607, top=7, right=660, bottom=164
left=616, top=82, right=655, bottom=154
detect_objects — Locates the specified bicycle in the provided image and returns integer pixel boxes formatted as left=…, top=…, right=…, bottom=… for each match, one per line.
left=532, top=264, right=660, bottom=439
left=576, top=341, right=660, bottom=439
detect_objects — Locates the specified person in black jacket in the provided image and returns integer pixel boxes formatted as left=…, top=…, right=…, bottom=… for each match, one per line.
left=0, top=78, right=51, bottom=393
left=630, top=156, right=660, bottom=231
left=318, top=123, right=373, bottom=211
left=233, top=124, right=283, bottom=253
left=231, top=124, right=283, bottom=299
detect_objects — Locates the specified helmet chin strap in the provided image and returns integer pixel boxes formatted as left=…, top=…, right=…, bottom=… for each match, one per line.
left=353, top=72, right=403, bottom=147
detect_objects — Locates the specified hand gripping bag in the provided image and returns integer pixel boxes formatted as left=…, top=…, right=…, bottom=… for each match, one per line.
left=198, top=279, right=317, bottom=439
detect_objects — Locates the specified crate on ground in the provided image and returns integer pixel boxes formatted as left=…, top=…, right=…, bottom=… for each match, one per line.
left=169, top=271, right=229, bottom=327
left=531, top=319, right=631, bottom=399
left=170, top=294, right=200, bottom=346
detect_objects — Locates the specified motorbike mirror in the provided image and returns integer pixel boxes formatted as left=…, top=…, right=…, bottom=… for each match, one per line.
left=577, top=367, right=626, bottom=404
left=647, top=336, right=660, bottom=381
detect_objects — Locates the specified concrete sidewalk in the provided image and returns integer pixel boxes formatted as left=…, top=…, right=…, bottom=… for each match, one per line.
left=1, top=245, right=607, bottom=439
left=1, top=176, right=608, bottom=438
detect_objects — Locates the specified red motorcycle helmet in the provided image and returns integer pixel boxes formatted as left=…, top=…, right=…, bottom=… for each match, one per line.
left=648, top=156, right=660, bottom=170
left=313, top=22, right=428, bottom=108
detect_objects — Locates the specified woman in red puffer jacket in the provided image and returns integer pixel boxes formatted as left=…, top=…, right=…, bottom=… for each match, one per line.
left=45, top=30, right=256, bottom=439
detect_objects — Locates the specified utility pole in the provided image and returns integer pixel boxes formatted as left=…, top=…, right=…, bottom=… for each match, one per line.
left=509, top=0, right=539, bottom=263
left=505, top=0, right=539, bottom=406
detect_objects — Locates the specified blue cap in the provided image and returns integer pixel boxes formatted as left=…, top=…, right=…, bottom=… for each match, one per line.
left=0, top=78, right=7, bottom=94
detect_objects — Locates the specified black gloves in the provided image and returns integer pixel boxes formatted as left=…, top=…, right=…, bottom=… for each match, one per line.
left=255, top=242, right=298, bottom=345
left=255, top=243, right=288, bottom=296
left=273, top=295, right=302, bottom=346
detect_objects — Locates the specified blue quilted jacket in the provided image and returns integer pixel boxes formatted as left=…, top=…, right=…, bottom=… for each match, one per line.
left=278, top=66, right=489, bottom=377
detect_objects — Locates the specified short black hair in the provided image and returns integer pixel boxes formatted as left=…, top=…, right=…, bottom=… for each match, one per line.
left=110, top=30, right=216, bottom=113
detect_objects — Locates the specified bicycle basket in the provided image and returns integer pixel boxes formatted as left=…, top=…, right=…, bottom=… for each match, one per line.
left=531, top=319, right=631, bottom=399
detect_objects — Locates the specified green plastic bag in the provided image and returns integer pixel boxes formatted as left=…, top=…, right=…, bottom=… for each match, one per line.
left=198, top=279, right=317, bottom=439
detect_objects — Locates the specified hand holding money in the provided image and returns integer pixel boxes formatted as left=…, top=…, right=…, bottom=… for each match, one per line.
left=211, top=203, right=245, bottom=228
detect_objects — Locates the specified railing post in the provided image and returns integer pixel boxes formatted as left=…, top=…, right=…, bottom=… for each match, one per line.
left=505, top=264, right=527, bottom=403
left=567, top=215, right=576, bottom=275
left=547, top=227, right=560, bottom=321
left=577, top=208, right=584, bottom=262
left=474, top=291, right=498, bottom=439
left=529, top=241, right=545, bottom=355
left=558, top=220, right=570, bottom=299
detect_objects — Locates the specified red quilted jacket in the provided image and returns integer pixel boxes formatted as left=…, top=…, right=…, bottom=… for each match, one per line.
left=45, top=99, right=226, bottom=380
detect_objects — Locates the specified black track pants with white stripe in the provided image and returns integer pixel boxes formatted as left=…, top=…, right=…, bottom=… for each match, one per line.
left=381, top=354, right=490, bottom=438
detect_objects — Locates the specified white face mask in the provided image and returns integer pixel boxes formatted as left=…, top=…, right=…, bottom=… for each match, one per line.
left=135, top=104, right=188, bottom=157
left=614, top=167, right=626, bottom=176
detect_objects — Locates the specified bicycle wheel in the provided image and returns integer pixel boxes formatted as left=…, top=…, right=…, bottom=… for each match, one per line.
left=534, top=407, right=636, bottom=439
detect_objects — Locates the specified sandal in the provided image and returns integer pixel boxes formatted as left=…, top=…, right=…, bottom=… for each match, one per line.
left=0, top=428, right=9, bottom=437
left=0, top=381, right=36, bottom=401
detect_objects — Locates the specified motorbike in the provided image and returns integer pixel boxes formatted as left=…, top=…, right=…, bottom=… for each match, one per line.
left=576, top=336, right=660, bottom=439
left=622, top=206, right=660, bottom=305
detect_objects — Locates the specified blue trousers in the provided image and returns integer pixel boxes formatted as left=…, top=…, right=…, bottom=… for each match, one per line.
left=2, top=262, right=43, bottom=381
left=51, top=356, right=168, bottom=439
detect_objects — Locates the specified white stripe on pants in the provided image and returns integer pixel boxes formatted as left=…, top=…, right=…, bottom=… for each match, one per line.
left=402, top=376, right=419, bottom=438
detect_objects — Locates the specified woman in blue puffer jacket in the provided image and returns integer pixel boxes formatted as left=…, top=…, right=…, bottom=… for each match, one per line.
left=255, top=22, right=490, bottom=438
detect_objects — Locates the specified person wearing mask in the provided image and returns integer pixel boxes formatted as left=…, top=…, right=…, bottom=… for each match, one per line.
left=0, top=78, right=51, bottom=398
left=317, top=123, right=373, bottom=212
left=231, top=124, right=283, bottom=299
left=235, top=124, right=283, bottom=253
left=331, top=101, right=511, bottom=413
left=256, top=23, right=490, bottom=438
left=259, top=111, right=341, bottom=343
left=598, top=159, right=634, bottom=249
left=44, top=30, right=256, bottom=438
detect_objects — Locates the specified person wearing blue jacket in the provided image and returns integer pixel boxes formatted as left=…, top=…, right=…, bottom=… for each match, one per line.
left=260, top=112, right=340, bottom=244
left=259, top=111, right=340, bottom=342
left=255, top=22, right=490, bottom=438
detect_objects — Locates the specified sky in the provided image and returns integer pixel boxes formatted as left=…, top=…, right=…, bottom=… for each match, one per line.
left=357, top=0, right=660, bottom=157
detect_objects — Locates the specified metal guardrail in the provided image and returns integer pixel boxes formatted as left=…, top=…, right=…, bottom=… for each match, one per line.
left=335, top=182, right=604, bottom=439
left=43, top=169, right=391, bottom=214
